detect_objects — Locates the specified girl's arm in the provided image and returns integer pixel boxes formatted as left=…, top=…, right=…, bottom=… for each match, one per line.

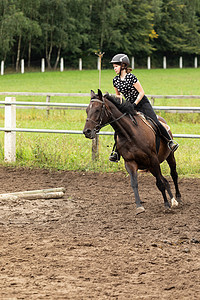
left=114, top=87, right=123, bottom=103
left=133, top=81, right=145, bottom=105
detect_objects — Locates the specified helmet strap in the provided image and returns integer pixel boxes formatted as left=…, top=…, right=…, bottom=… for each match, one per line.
left=119, top=65, right=122, bottom=76
left=119, top=64, right=126, bottom=76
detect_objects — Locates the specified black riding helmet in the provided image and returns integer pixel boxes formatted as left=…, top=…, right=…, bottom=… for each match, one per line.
left=110, top=54, right=130, bottom=66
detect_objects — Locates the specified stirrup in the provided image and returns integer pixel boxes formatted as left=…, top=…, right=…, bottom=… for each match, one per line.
left=168, top=140, right=179, bottom=152
left=109, top=151, right=120, bottom=162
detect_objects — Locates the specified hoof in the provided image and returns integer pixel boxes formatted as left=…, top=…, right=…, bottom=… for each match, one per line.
left=171, top=197, right=179, bottom=207
left=164, top=203, right=171, bottom=211
left=136, top=206, right=145, bottom=215
left=164, top=207, right=172, bottom=213
left=176, top=195, right=182, bottom=203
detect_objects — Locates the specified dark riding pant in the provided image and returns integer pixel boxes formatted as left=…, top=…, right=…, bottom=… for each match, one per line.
left=136, top=96, right=172, bottom=141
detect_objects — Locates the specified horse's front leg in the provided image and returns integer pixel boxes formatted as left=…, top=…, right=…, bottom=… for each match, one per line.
left=125, top=161, right=145, bottom=215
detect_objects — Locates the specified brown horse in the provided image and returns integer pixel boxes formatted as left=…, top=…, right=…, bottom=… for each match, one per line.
left=83, top=90, right=181, bottom=214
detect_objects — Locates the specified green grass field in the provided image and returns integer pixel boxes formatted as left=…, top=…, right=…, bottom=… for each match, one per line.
left=1, top=68, right=200, bottom=94
left=0, top=68, right=199, bottom=177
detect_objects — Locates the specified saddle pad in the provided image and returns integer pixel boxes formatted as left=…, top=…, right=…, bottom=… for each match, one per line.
left=136, top=112, right=170, bottom=132
left=159, top=120, right=170, bottom=132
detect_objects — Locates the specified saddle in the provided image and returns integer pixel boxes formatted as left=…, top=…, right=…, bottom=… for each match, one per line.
left=135, top=112, right=170, bottom=153
left=136, top=112, right=170, bottom=134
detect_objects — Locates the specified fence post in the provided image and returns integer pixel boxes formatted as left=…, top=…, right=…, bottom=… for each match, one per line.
left=93, top=51, right=104, bottom=160
left=179, top=56, right=183, bottom=69
left=92, top=137, right=99, bottom=161
left=147, top=56, right=151, bottom=69
left=131, top=57, right=135, bottom=69
left=163, top=56, right=167, bottom=69
left=194, top=57, right=198, bottom=68
left=97, top=56, right=100, bottom=70
left=46, top=95, right=50, bottom=117
left=21, top=59, right=24, bottom=74
left=150, top=97, right=155, bottom=106
left=1, top=61, right=4, bottom=75
left=4, top=97, right=16, bottom=163
left=79, top=58, right=82, bottom=71
left=41, top=58, right=45, bottom=72
left=60, top=57, right=64, bottom=72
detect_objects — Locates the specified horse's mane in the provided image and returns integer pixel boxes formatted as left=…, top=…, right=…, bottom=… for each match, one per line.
left=104, top=94, right=137, bottom=116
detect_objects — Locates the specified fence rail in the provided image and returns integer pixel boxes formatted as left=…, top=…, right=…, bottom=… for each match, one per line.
left=0, top=128, right=200, bottom=140
left=0, top=101, right=200, bottom=112
left=0, top=92, right=200, bottom=113
left=1, top=91, right=200, bottom=98
left=1, top=96, right=200, bottom=163
left=0, top=92, right=90, bottom=97
left=1, top=97, right=199, bottom=113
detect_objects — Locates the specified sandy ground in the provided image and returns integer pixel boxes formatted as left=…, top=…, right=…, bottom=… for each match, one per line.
left=0, top=166, right=199, bottom=299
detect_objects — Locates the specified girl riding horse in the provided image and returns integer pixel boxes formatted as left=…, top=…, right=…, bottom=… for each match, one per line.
left=108, top=53, right=179, bottom=162
left=83, top=89, right=181, bottom=214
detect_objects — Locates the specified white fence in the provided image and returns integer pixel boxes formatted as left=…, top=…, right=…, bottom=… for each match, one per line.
left=0, top=55, right=199, bottom=74
left=0, top=95, right=200, bottom=163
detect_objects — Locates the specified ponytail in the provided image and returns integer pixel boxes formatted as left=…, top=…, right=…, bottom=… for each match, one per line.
left=121, top=63, right=132, bottom=73
left=127, top=67, right=132, bottom=73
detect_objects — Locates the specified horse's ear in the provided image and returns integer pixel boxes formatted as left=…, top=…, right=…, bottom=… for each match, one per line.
left=97, top=89, right=103, bottom=100
left=91, top=90, right=96, bottom=98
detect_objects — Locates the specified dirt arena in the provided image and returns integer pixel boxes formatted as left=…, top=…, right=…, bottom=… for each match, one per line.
left=0, top=166, right=199, bottom=299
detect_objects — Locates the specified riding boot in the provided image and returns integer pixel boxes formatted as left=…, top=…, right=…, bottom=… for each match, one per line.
left=109, top=142, right=120, bottom=162
left=109, top=149, right=120, bottom=162
left=158, top=123, right=179, bottom=152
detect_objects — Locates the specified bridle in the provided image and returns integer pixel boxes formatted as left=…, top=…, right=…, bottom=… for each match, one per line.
left=86, top=97, right=127, bottom=132
left=86, top=98, right=108, bottom=132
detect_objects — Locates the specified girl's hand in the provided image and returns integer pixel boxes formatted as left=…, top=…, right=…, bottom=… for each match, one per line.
left=116, top=94, right=123, bottom=104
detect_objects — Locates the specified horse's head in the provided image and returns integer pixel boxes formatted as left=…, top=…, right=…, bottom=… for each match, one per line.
left=83, top=89, right=108, bottom=139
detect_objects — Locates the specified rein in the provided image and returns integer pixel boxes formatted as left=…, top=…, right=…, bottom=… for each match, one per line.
left=87, top=98, right=127, bottom=131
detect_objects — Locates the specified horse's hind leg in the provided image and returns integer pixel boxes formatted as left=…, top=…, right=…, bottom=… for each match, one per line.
left=150, top=161, right=174, bottom=209
left=125, top=161, right=145, bottom=214
left=162, top=176, right=179, bottom=208
left=166, top=152, right=181, bottom=202
left=155, top=175, right=171, bottom=209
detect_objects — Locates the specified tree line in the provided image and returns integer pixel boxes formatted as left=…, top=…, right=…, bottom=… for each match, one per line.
left=0, top=0, right=200, bottom=70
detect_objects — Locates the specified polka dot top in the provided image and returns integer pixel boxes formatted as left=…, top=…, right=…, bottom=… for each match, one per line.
left=113, top=73, right=138, bottom=103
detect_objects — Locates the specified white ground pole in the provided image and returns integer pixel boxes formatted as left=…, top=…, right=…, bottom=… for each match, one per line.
left=41, top=58, right=45, bottom=72
left=1, top=61, right=4, bottom=75
left=4, top=97, right=16, bottom=162
left=0, top=187, right=66, bottom=201
left=60, top=57, right=64, bottom=72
